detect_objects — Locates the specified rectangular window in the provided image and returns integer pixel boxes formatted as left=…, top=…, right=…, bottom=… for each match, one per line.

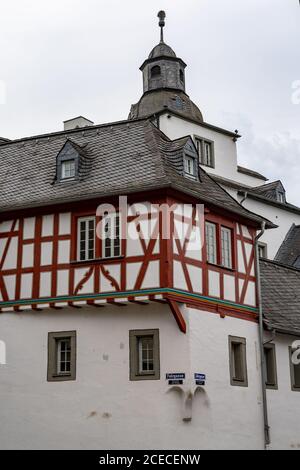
left=129, top=329, right=160, bottom=380
left=62, top=159, right=76, bottom=179
left=205, top=222, right=217, bottom=264
left=229, top=336, right=248, bottom=387
left=264, top=344, right=278, bottom=390
left=258, top=243, right=268, bottom=259
left=221, top=226, right=232, bottom=268
left=289, top=346, right=300, bottom=391
left=103, top=213, right=121, bottom=258
left=196, top=138, right=214, bottom=168
left=184, top=155, right=196, bottom=176
left=78, top=217, right=95, bottom=261
left=47, top=331, right=76, bottom=381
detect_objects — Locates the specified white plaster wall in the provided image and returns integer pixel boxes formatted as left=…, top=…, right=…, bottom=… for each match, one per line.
left=0, top=304, right=264, bottom=449
left=236, top=195, right=300, bottom=259
left=266, top=333, right=300, bottom=450
left=159, top=114, right=238, bottom=182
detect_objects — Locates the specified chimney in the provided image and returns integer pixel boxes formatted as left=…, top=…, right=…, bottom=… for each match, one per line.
left=63, top=116, right=94, bottom=131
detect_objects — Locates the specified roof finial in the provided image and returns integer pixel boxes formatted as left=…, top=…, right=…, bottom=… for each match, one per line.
left=157, top=10, right=166, bottom=43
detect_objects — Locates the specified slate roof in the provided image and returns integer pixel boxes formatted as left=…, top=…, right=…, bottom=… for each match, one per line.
left=0, top=117, right=273, bottom=227
left=260, top=259, right=300, bottom=336
left=275, top=224, right=300, bottom=268
left=237, top=165, right=268, bottom=182
left=250, top=180, right=285, bottom=202
left=212, top=174, right=300, bottom=216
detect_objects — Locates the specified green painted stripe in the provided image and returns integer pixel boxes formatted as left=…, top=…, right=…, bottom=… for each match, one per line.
left=0, top=288, right=258, bottom=313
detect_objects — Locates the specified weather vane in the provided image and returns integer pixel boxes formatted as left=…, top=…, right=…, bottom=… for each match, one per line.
left=157, top=10, right=166, bottom=43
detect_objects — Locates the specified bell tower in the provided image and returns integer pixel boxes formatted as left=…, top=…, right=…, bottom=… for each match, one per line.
left=140, top=11, right=186, bottom=93
left=128, top=11, right=203, bottom=123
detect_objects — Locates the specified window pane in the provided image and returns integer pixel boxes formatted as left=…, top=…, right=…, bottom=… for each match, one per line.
left=294, top=363, right=300, bottom=388
left=232, top=343, right=244, bottom=381
left=138, top=336, right=154, bottom=373
left=264, top=346, right=276, bottom=386
left=221, top=227, right=232, bottom=268
left=102, top=213, right=121, bottom=258
left=78, top=217, right=95, bottom=261
left=205, top=222, right=217, bottom=264
left=62, top=160, right=76, bottom=179
left=57, top=338, right=71, bottom=374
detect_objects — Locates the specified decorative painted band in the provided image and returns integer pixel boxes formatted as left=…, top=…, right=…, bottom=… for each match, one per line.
left=0, top=288, right=258, bottom=314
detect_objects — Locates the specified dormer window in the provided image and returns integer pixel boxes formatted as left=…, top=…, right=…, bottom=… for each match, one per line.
left=277, top=191, right=285, bottom=203
left=56, top=140, right=83, bottom=183
left=184, top=155, right=196, bottom=177
left=61, top=159, right=76, bottom=179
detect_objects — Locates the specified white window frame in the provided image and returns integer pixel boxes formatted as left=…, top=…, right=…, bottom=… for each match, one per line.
left=184, top=155, right=196, bottom=177
left=77, top=216, right=95, bottom=261
left=102, top=212, right=121, bottom=259
left=56, top=338, right=71, bottom=375
left=138, top=336, right=154, bottom=374
left=221, top=226, right=232, bottom=269
left=205, top=222, right=217, bottom=264
left=196, top=138, right=214, bottom=168
left=61, top=159, right=76, bottom=179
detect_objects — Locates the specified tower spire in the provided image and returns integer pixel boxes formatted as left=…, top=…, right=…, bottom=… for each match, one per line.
left=157, top=10, right=166, bottom=43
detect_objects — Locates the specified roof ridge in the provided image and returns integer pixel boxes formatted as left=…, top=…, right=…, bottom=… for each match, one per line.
left=260, top=257, right=300, bottom=273
left=0, top=116, right=151, bottom=146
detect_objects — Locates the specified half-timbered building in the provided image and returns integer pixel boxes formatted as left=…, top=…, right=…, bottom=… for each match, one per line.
left=0, top=11, right=298, bottom=450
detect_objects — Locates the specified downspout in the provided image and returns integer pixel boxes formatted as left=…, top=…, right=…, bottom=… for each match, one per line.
left=255, top=221, right=270, bottom=449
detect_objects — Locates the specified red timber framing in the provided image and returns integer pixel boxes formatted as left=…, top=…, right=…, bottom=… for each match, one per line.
left=0, top=189, right=259, bottom=331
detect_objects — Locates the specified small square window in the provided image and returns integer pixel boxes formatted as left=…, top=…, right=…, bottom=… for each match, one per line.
left=264, top=343, right=278, bottom=390
left=289, top=346, right=300, bottom=391
left=229, top=336, right=248, bottom=387
left=129, top=329, right=160, bottom=381
left=258, top=243, right=268, bottom=259
left=61, top=159, right=76, bottom=179
left=47, top=331, right=76, bottom=382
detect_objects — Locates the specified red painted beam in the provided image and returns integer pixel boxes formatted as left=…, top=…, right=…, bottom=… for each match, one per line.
left=166, top=298, right=186, bottom=334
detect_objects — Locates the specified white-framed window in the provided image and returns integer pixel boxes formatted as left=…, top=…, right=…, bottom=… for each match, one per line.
left=277, top=192, right=285, bottom=203
left=205, top=222, right=217, bottom=264
left=57, top=338, right=71, bottom=374
left=258, top=243, right=268, bottom=259
left=61, top=159, right=76, bottom=179
left=196, top=138, right=214, bottom=168
left=138, top=336, right=154, bottom=373
left=221, top=226, right=232, bottom=268
left=77, top=217, right=95, bottom=261
left=103, top=213, right=121, bottom=258
left=47, top=331, right=76, bottom=382
left=184, top=155, right=196, bottom=177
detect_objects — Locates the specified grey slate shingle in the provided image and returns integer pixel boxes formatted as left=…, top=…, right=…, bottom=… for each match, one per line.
left=0, top=117, right=272, bottom=227
left=260, top=259, right=300, bottom=335
left=275, top=224, right=300, bottom=267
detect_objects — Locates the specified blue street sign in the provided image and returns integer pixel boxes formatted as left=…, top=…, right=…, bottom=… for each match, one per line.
left=194, top=373, right=206, bottom=380
left=168, top=379, right=183, bottom=385
left=195, top=380, right=205, bottom=386
left=166, top=373, right=185, bottom=380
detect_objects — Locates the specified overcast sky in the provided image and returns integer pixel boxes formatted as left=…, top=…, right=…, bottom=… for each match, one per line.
left=0, top=0, right=299, bottom=204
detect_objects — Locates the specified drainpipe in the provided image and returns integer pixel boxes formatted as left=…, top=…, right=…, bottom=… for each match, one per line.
left=239, top=191, right=248, bottom=206
left=255, top=221, right=270, bottom=448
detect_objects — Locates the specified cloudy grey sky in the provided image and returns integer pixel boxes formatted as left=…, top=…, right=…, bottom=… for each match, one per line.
left=1, top=0, right=300, bottom=204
